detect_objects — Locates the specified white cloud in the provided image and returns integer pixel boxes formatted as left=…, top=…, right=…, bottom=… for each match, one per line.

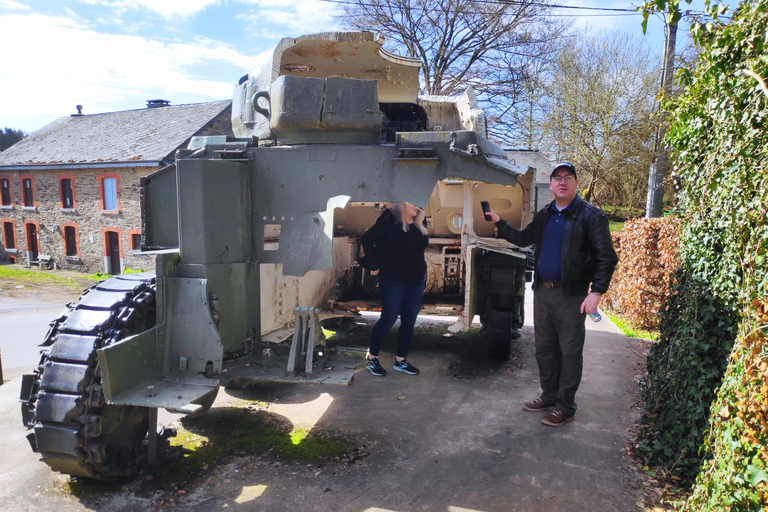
left=236, top=0, right=341, bottom=37
left=95, top=15, right=125, bottom=26
left=0, top=13, right=252, bottom=131
left=63, top=6, right=84, bottom=20
left=0, top=0, right=31, bottom=10
left=77, top=0, right=222, bottom=19
left=126, top=0, right=222, bottom=18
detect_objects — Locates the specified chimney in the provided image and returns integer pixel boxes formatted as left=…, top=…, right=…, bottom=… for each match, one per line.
left=147, top=99, right=171, bottom=108
left=71, top=105, right=84, bottom=117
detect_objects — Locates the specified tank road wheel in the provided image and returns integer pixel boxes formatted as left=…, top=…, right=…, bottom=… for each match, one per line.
left=20, top=273, right=162, bottom=479
left=487, top=309, right=513, bottom=361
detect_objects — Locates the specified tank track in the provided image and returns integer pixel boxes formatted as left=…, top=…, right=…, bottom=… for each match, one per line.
left=19, top=272, right=165, bottom=479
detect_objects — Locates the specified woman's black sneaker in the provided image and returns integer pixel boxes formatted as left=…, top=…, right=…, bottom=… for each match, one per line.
left=393, top=359, right=419, bottom=375
left=367, top=358, right=387, bottom=376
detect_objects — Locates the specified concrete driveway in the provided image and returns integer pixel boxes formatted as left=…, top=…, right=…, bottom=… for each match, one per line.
left=0, top=295, right=654, bottom=511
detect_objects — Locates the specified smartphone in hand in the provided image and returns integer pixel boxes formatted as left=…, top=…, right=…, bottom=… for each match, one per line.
left=481, top=201, right=492, bottom=221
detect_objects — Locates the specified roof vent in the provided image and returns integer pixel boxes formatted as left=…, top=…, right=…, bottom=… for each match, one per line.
left=147, top=99, right=171, bottom=108
left=71, top=105, right=84, bottom=117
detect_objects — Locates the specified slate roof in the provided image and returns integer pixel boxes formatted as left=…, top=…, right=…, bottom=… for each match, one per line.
left=0, top=100, right=231, bottom=168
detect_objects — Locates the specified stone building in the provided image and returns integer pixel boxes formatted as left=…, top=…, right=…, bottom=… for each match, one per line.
left=0, top=100, right=232, bottom=273
left=504, top=149, right=553, bottom=212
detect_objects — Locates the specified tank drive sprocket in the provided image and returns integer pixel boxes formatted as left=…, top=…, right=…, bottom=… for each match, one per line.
left=19, top=273, right=170, bottom=479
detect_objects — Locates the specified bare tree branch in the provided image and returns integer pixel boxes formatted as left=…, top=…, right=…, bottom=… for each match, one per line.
left=536, top=30, right=660, bottom=208
left=336, top=0, right=565, bottom=102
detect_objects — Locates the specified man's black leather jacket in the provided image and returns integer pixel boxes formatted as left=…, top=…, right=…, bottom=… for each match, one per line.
left=495, top=194, right=618, bottom=298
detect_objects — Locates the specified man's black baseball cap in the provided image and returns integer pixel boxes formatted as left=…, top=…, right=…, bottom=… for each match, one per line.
left=550, top=161, right=577, bottom=179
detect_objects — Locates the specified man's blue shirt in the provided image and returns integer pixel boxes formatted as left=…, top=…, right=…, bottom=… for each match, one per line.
left=537, top=199, right=574, bottom=282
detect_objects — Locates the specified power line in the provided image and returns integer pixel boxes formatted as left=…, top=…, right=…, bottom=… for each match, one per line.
left=439, top=0, right=637, bottom=11
left=549, top=13, right=639, bottom=17
left=320, top=0, right=638, bottom=14
left=318, top=0, right=729, bottom=20
left=319, top=0, right=637, bottom=13
left=321, top=0, right=723, bottom=19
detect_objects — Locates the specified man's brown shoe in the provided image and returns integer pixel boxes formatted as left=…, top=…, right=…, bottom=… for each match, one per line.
left=541, top=410, right=575, bottom=427
left=523, top=398, right=555, bottom=412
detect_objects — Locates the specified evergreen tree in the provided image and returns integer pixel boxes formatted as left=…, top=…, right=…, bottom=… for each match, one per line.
left=0, top=127, right=25, bottom=152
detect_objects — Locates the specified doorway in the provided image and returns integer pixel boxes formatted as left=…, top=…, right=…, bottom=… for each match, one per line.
left=25, top=223, right=38, bottom=262
left=105, top=231, right=121, bottom=274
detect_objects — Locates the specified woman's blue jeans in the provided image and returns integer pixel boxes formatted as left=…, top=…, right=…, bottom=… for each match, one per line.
left=368, top=276, right=424, bottom=358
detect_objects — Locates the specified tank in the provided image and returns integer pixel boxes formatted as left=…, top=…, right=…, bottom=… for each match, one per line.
left=19, top=31, right=533, bottom=479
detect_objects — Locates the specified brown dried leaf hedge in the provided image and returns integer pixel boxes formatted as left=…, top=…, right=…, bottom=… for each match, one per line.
left=603, top=216, right=680, bottom=330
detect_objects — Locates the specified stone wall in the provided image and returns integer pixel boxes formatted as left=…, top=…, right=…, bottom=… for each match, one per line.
left=0, top=105, right=235, bottom=274
left=0, top=166, right=156, bottom=273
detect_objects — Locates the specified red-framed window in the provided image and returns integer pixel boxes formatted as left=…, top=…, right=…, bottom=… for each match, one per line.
left=97, top=173, right=121, bottom=211
left=128, top=228, right=142, bottom=251
left=20, top=174, right=36, bottom=207
left=0, top=176, right=12, bottom=206
left=58, top=174, right=76, bottom=209
left=1, top=219, right=16, bottom=249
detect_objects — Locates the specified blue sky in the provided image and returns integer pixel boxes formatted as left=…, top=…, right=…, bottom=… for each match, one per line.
left=0, top=0, right=726, bottom=134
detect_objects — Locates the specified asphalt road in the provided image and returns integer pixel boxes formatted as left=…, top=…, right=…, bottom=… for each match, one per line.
left=0, top=297, right=68, bottom=381
left=0, top=286, right=658, bottom=512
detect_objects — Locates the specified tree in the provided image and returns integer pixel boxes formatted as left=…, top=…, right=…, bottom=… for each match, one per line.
left=639, top=1, right=729, bottom=217
left=536, top=30, right=660, bottom=209
left=335, top=0, right=566, bottom=143
left=486, top=44, right=555, bottom=148
left=0, top=127, right=25, bottom=152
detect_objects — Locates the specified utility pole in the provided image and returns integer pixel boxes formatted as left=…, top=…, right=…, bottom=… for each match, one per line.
left=646, top=7, right=679, bottom=218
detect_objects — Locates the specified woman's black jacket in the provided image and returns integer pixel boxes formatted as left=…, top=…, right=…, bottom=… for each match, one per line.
left=360, top=209, right=428, bottom=282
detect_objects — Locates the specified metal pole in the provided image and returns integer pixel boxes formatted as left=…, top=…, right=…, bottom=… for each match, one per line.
left=147, top=407, right=158, bottom=465
left=647, top=9, right=678, bottom=218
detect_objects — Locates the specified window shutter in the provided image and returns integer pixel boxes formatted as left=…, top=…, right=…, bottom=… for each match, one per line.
left=103, top=178, right=117, bottom=210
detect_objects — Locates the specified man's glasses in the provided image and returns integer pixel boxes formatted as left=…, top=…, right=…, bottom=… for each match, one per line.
left=551, top=175, right=575, bottom=183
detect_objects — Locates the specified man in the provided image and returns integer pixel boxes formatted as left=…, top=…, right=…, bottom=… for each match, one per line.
left=486, top=162, right=618, bottom=427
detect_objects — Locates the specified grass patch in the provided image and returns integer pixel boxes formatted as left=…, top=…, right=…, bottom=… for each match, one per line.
left=0, top=265, right=99, bottom=293
left=159, top=406, right=346, bottom=487
left=67, top=405, right=348, bottom=493
left=603, top=205, right=645, bottom=219
left=608, top=219, right=625, bottom=234
left=64, top=478, right=118, bottom=497
left=603, top=205, right=645, bottom=234
left=606, top=311, right=656, bottom=340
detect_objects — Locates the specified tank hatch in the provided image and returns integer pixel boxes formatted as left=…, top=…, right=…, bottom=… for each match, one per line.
left=275, top=31, right=421, bottom=103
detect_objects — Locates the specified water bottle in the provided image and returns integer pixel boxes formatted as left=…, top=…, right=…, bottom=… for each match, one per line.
left=588, top=311, right=602, bottom=322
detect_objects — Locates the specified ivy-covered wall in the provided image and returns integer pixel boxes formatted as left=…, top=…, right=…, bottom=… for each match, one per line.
left=636, top=1, right=768, bottom=509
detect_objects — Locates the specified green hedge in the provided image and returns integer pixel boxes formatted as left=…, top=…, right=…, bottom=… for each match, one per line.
left=635, top=1, right=768, bottom=509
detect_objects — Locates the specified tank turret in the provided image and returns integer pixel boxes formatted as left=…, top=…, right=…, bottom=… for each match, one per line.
left=232, top=31, right=487, bottom=144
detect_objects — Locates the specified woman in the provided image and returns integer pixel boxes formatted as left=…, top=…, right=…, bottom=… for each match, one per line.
left=360, top=202, right=428, bottom=376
